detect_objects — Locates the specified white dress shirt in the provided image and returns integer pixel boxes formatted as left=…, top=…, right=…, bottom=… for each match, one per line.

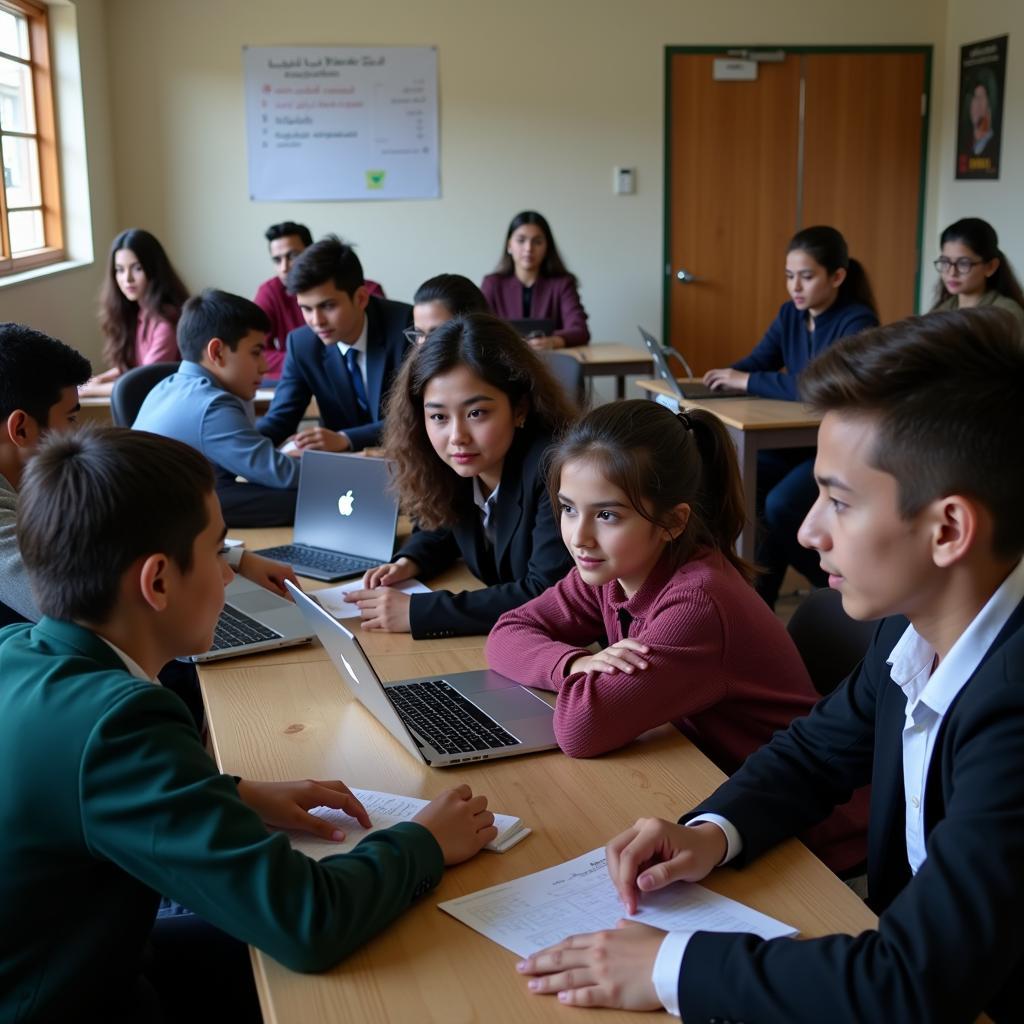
left=651, top=558, right=1024, bottom=1015
left=472, top=478, right=500, bottom=547
left=336, top=315, right=370, bottom=391
left=97, top=636, right=157, bottom=684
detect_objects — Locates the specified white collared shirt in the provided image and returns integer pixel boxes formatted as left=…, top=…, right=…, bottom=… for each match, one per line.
left=651, top=557, right=1024, bottom=1015
left=97, top=636, right=159, bottom=684
left=472, top=477, right=500, bottom=547
left=335, top=314, right=370, bottom=391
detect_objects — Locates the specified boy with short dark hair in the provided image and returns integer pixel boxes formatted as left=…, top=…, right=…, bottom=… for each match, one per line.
left=134, top=288, right=301, bottom=527
left=257, top=234, right=410, bottom=453
left=517, top=308, right=1024, bottom=1022
left=0, top=427, right=496, bottom=1020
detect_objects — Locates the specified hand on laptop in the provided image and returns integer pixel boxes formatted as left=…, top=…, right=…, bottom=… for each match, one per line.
left=288, top=426, right=351, bottom=453
left=238, top=551, right=301, bottom=599
left=701, top=367, right=749, bottom=392
left=526, top=334, right=564, bottom=351
left=412, top=785, right=497, bottom=864
left=236, top=779, right=372, bottom=841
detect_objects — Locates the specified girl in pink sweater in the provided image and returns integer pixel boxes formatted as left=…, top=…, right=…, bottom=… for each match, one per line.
left=486, top=400, right=867, bottom=871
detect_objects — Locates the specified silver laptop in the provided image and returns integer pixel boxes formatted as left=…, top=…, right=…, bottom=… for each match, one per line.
left=286, top=581, right=558, bottom=767
left=255, top=451, right=399, bottom=581
left=509, top=318, right=556, bottom=338
left=186, top=576, right=313, bottom=663
left=638, top=326, right=746, bottom=400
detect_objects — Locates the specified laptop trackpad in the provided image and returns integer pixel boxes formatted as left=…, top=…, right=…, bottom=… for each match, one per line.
left=472, top=688, right=546, bottom=721
left=231, top=588, right=289, bottom=614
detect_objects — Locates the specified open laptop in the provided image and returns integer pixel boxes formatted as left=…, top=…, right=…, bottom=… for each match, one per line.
left=186, top=576, right=313, bottom=663
left=638, top=326, right=746, bottom=400
left=509, top=318, right=556, bottom=338
left=256, top=451, right=399, bottom=581
left=286, top=581, right=558, bottom=767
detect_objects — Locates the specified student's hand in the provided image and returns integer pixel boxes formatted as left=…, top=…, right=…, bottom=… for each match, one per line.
left=516, top=920, right=664, bottom=1010
left=701, top=367, right=749, bottom=392
left=345, top=586, right=412, bottom=632
left=359, top=557, right=419, bottom=589
left=527, top=334, right=565, bottom=351
left=292, top=427, right=351, bottom=453
left=568, top=639, right=651, bottom=676
left=237, top=551, right=300, bottom=598
left=607, top=818, right=726, bottom=914
left=236, top=779, right=372, bottom=840
left=412, top=784, right=497, bottom=865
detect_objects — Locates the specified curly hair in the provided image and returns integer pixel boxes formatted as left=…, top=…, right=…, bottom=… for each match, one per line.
left=382, top=313, right=578, bottom=529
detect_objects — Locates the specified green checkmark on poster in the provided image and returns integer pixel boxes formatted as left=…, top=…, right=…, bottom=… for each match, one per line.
left=365, top=169, right=386, bottom=189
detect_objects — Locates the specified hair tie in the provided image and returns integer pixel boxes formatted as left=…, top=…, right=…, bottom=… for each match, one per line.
left=677, top=411, right=693, bottom=432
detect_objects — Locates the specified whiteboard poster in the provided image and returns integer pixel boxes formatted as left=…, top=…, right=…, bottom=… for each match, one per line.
left=243, top=45, right=439, bottom=201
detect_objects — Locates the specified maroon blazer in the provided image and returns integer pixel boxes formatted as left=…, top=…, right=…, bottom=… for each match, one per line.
left=481, top=273, right=590, bottom=346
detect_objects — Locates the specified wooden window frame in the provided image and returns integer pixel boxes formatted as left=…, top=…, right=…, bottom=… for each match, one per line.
left=0, top=0, right=63, bottom=275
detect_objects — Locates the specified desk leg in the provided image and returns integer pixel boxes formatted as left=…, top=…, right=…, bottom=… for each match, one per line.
left=616, top=375, right=626, bottom=399
left=734, top=430, right=759, bottom=564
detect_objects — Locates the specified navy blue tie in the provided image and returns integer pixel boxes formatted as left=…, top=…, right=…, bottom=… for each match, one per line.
left=343, top=347, right=371, bottom=423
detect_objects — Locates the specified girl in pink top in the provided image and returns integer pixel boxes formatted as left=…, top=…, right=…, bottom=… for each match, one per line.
left=486, top=399, right=868, bottom=872
left=93, top=228, right=188, bottom=383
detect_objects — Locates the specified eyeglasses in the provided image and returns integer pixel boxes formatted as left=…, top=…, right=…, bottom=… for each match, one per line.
left=934, top=256, right=985, bottom=275
left=403, top=326, right=431, bottom=346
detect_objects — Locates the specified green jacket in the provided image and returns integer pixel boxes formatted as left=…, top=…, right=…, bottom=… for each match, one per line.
left=0, top=618, right=443, bottom=1021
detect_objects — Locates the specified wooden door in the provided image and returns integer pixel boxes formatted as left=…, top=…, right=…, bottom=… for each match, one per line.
left=666, top=49, right=928, bottom=373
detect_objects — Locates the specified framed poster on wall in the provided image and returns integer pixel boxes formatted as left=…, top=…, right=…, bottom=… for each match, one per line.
left=244, top=45, right=439, bottom=201
left=955, top=35, right=1007, bottom=180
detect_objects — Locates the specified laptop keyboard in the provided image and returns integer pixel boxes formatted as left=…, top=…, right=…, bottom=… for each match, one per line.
left=211, top=605, right=281, bottom=651
left=256, top=544, right=377, bottom=576
left=387, top=680, right=521, bottom=754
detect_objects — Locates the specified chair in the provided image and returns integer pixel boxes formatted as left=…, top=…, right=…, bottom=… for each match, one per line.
left=541, top=351, right=586, bottom=407
left=786, top=587, right=879, bottom=696
left=110, top=361, right=179, bottom=427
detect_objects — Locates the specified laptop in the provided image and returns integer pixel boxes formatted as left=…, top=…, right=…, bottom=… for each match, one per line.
left=638, top=326, right=746, bottom=400
left=509, top=318, right=556, bottom=338
left=256, top=451, right=399, bottom=581
left=186, top=576, right=313, bottom=663
left=286, top=581, right=558, bottom=767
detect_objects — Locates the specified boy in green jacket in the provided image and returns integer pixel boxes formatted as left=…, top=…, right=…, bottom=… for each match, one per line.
left=0, top=427, right=496, bottom=1022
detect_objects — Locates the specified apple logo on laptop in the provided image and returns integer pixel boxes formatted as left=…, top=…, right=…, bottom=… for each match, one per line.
left=337, top=490, right=355, bottom=516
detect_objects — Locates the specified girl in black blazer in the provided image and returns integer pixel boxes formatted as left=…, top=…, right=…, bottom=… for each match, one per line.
left=345, top=313, right=577, bottom=638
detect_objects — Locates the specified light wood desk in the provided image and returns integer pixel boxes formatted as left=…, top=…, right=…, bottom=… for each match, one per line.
left=635, top=379, right=822, bottom=562
left=200, top=542, right=876, bottom=1022
left=562, top=343, right=652, bottom=399
left=78, top=387, right=315, bottom=427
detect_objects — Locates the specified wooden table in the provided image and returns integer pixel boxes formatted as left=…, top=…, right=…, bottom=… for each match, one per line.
left=199, top=533, right=876, bottom=1023
left=635, top=378, right=822, bottom=562
left=78, top=388, right=315, bottom=427
left=562, top=343, right=652, bottom=399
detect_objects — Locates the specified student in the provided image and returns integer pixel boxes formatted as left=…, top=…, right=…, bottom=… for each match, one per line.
left=254, top=222, right=386, bottom=378
left=0, top=426, right=497, bottom=1021
left=257, top=235, right=411, bottom=453
left=91, top=228, right=189, bottom=384
left=516, top=308, right=1024, bottom=1022
left=703, top=226, right=878, bottom=609
left=481, top=210, right=590, bottom=349
left=134, top=289, right=302, bottom=528
left=345, top=313, right=576, bottom=638
left=486, top=400, right=866, bottom=871
left=405, top=273, right=490, bottom=346
left=929, top=216, right=1024, bottom=330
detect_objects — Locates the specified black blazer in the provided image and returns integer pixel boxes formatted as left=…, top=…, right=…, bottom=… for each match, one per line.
left=676, top=600, right=1024, bottom=1023
left=394, top=429, right=573, bottom=639
left=257, top=296, right=412, bottom=451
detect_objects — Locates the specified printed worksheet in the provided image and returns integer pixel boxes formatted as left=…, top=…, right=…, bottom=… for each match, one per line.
left=439, top=847, right=798, bottom=957
left=313, top=578, right=431, bottom=619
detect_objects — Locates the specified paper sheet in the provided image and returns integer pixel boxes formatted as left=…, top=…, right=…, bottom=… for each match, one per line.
left=439, top=847, right=798, bottom=957
left=289, top=788, right=529, bottom=859
left=313, top=578, right=432, bottom=619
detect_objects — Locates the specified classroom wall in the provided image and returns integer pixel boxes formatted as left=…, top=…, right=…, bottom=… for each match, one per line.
left=82, top=0, right=948, bottom=370
left=932, top=0, right=1023, bottom=301
left=0, top=0, right=117, bottom=366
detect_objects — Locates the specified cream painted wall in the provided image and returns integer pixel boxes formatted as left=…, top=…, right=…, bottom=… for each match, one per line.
left=0, top=0, right=118, bottom=365
left=97, top=0, right=948, bottom=373
left=932, top=0, right=1023, bottom=304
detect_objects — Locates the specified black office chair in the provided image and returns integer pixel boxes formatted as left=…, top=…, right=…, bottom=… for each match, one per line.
left=541, top=351, right=586, bottom=407
left=786, top=587, right=879, bottom=696
left=0, top=599, right=29, bottom=628
left=110, top=361, right=180, bottom=427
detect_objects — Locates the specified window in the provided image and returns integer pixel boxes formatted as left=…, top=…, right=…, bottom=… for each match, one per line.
left=0, top=0, right=62, bottom=274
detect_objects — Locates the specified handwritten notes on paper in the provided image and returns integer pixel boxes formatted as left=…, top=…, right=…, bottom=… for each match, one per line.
left=243, top=46, right=439, bottom=201
left=439, top=848, right=798, bottom=958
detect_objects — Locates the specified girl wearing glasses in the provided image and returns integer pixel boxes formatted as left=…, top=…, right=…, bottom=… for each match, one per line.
left=482, top=211, right=590, bottom=350
left=405, top=274, right=490, bottom=347
left=701, top=226, right=878, bottom=609
left=930, top=218, right=1024, bottom=331
left=344, top=313, right=576, bottom=637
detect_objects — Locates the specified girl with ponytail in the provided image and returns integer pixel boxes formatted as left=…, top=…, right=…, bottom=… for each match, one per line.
left=485, top=400, right=844, bottom=792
